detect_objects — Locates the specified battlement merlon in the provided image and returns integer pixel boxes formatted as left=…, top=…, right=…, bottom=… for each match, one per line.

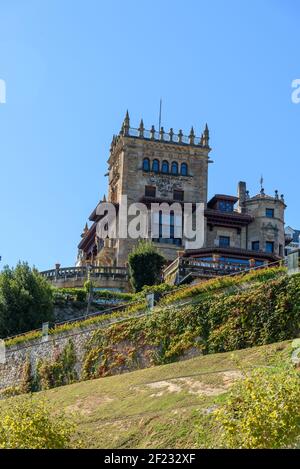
left=108, top=111, right=212, bottom=160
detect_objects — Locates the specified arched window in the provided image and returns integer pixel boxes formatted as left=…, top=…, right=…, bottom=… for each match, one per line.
left=152, top=159, right=159, bottom=173
left=143, top=158, right=150, bottom=172
left=181, top=162, right=188, bottom=176
left=171, top=162, right=178, bottom=175
left=162, top=160, right=169, bottom=174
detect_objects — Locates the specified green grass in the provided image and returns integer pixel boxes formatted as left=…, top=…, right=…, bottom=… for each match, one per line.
left=3, top=339, right=292, bottom=449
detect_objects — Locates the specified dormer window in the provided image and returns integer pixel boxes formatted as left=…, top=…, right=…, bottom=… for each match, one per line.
left=218, top=200, right=234, bottom=212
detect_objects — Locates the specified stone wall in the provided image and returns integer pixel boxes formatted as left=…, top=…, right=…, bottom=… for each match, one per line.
left=0, top=314, right=202, bottom=392
left=54, top=301, right=100, bottom=323
left=0, top=326, right=95, bottom=390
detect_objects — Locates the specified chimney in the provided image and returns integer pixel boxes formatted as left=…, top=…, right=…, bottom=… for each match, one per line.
left=237, top=181, right=247, bottom=213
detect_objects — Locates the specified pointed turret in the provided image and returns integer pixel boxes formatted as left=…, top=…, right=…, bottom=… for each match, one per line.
left=203, top=123, right=209, bottom=147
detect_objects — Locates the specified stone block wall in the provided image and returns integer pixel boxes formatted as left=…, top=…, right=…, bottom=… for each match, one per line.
left=0, top=326, right=95, bottom=390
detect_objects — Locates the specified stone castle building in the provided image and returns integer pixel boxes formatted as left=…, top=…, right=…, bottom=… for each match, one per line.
left=77, top=112, right=286, bottom=274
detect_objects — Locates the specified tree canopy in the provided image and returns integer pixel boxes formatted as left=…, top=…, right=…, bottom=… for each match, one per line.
left=0, top=262, right=54, bottom=338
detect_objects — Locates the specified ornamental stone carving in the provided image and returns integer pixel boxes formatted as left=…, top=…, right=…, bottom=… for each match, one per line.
left=148, top=174, right=185, bottom=196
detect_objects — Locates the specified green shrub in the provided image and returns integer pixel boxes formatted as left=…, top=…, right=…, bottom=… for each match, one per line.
left=0, top=386, right=22, bottom=399
left=212, top=366, right=300, bottom=448
left=128, top=241, right=166, bottom=292
left=93, top=289, right=134, bottom=301
left=53, top=288, right=87, bottom=302
left=0, top=262, right=54, bottom=339
left=0, top=397, right=76, bottom=448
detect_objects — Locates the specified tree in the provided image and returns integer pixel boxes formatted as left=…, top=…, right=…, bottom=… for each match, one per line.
left=128, top=241, right=166, bottom=292
left=0, top=262, right=54, bottom=338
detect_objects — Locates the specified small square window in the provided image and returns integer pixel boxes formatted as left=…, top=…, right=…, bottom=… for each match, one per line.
left=266, top=241, right=274, bottom=253
left=252, top=241, right=260, bottom=251
left=266, top=208, right=274, bottom=218
left=173, top=190, right=184, bottom=201
left=219, top=236, right=230, bottom=248
left=145, top=186, right=156, bottom=198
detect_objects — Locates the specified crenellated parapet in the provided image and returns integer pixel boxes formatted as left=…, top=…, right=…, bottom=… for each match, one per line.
left=109, top=110, right=210, bottom=154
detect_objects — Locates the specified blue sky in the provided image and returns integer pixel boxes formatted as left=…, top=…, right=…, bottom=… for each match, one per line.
left=0, top=0, right=299, bottom=271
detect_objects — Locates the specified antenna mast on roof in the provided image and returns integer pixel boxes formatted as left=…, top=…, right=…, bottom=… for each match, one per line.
left=260, top=175, right=264, bottom=191
left=158, top=98, right=162, bottom=130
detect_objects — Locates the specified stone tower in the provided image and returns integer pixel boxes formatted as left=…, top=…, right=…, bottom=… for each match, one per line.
left=238, top=185, right=286, bottom=257
left=99, top=111, right=212, bottom=266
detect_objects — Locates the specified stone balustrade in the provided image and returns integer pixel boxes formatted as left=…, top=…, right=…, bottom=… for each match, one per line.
left=40, top=265, right=129, bottom=289
left=163, top=256, right=264, bottom=285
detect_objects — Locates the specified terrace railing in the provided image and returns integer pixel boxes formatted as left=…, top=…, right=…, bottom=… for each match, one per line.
left=163, top=256, right=259, bottom=284
left=40, top=265, right=129, bottom=282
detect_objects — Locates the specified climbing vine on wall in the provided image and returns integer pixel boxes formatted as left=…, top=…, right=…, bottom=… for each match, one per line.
left=82, top=274, right=300, bottom=380
left=35, top=340, right=78, bottom=391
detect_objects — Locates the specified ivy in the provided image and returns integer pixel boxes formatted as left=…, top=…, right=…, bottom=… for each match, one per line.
left=82, top=274, right=300, bottom=379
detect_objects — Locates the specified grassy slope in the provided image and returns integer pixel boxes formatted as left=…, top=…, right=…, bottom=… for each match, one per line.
left=33, top=340, right=292, bottom=449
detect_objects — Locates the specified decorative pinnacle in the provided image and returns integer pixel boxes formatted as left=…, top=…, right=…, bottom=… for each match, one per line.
left=159, top=126, right=164, bottom=140
left=122, top=110, right=130, bottom=136
left=178, top=129, right=183, bottom=143
left=203, top=123, right=209, bottom=147
left=81, top=222, right=89, bottom=238
left=189, top=126, right=195, bottom=144
left=138, top=119, right=144, bottom=137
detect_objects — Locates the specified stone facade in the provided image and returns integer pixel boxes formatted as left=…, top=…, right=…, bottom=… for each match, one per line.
left=78, top=112, right=211, bottom=266
left=243, top=193, right=285, bottom=257
left=77, top=112, right=286, bottom=270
